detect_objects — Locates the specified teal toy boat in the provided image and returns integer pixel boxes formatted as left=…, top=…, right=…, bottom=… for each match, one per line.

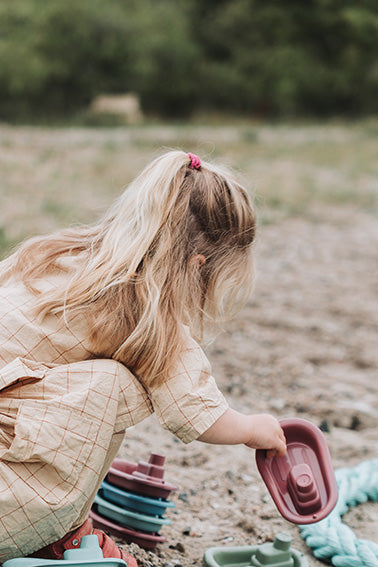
left=2, top=535, right=126, bottom=567
left=101, top=480, right=175, bottom=517
left=94, top=491, right=172, bottom=533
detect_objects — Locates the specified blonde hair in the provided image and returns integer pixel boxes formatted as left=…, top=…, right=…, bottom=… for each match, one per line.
left=1, top=151, right=256, bottom=387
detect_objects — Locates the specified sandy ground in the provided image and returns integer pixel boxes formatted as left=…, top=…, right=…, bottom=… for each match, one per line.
left=110, top=206, right=378, bottom=566
left=1, top=123, right=376, bottom=566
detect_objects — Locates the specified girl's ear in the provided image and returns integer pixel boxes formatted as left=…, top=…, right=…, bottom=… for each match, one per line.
left=189, top=254, right=206, bottom=269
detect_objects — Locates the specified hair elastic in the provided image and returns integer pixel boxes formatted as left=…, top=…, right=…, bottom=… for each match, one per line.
left=188, top=153, right=201, bottom=170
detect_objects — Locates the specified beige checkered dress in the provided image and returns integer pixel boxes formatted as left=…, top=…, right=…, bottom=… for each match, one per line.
left=0, top=264, right=228, bottom=560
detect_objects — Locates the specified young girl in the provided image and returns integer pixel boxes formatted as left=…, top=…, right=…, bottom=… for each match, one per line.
left=0, top=151, right=286, bottom=566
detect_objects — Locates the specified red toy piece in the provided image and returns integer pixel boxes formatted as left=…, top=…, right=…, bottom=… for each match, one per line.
left=256, top=418, right=338, bottom=524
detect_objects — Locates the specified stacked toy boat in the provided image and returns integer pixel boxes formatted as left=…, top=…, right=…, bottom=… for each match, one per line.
left=90, top=453, right=178, bottom=550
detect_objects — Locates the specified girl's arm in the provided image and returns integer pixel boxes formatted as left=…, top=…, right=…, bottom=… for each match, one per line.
left=197, top=408, right=286, bottom=458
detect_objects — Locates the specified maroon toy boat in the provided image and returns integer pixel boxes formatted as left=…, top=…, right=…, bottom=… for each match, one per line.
left=256, top=417, right=338, bottom=524
left=107, top=453, right=178, bottom=500
left=89, top=508, right=167, bottom=550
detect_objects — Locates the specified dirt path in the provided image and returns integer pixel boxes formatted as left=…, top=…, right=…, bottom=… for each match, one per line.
left=115, top=206, right=378, bottom=566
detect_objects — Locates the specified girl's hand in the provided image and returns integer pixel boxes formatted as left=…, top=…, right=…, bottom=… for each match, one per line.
left=243, top=413, right=286, bottom=458
left=198, top=408, right=286, bottom=457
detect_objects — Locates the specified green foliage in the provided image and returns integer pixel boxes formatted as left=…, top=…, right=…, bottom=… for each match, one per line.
left=0, top=0, right=377, bottom=119
left=0, top=0, right=135, bottom=118
left=191, top=0, right=378, bottom=116
left=119, top=0, right=200, bottom=116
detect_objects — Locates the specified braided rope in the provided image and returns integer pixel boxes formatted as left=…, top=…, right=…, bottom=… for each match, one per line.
left=300, top=459, right=378, bottom=567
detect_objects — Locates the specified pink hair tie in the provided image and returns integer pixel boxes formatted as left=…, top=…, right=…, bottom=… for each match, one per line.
left=188, top=152, right=201, bottom=170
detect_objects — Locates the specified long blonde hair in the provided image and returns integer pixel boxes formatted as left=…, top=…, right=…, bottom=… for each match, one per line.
left=1, top=151, right=256, bottom=387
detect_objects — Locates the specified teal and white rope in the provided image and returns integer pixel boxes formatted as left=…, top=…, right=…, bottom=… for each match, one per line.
left=300, top=459, right=378, bottom=567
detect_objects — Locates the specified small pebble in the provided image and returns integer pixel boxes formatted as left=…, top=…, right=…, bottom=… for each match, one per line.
left=178, top=492, right=188, bottom=502
left=169, top=542, right=186, bottom=554
left=319, top=419, right=330, bottom=432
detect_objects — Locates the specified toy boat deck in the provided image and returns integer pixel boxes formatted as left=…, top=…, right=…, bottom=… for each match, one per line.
left=107, top=454, right=178, bottom=499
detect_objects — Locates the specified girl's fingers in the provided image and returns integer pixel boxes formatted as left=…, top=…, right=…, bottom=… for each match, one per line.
left=265, top=433, right=286, bottom=459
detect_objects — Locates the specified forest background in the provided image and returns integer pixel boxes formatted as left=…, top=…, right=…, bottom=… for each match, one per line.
left=1, top=0, right=378, bottom=122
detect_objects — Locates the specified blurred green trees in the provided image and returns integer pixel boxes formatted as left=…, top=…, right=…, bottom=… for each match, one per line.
left=0, top=0, right=377, bottom=120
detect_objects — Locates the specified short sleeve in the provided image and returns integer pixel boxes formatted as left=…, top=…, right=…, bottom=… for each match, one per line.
left=147, top=336, right=229, bottom=444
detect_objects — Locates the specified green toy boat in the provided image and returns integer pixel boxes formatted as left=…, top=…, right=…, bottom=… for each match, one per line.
left=203, top=533, right=309, bottom=567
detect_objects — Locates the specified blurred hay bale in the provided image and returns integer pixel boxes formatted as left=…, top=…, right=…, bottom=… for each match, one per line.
left=90, top=93, right=143, bottom=124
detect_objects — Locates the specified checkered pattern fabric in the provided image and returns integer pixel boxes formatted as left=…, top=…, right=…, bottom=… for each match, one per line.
left=0, top=262, right=228, bottom=560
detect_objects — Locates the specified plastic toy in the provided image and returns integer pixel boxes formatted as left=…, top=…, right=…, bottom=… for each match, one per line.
left=203, top=533, right=309, bottom=567
left=94, top=491, right=172, bottom=533
left=2, top=535, right=126, bottom=567
left=107, top=453, right=178, bottom=499
left=89, top=509, right=167, bottom=550
left=91, top=452, right=177, bottom=550
left=256, top=418, right=338, bottom=524
left=101, top=480, right=175, bottom=517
